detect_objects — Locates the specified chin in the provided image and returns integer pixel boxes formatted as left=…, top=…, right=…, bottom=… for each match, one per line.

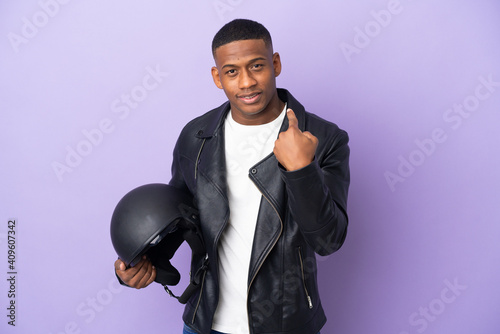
left=235, top=104, right=264, bottom=116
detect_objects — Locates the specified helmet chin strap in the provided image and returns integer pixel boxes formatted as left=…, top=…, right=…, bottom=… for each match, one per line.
left=163, top=255, right=209, bottom=304
left=147, top=211, right=208, bottom=304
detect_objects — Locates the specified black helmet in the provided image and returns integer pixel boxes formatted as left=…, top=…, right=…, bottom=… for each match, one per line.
left=110, top=183, right=208, bottom=304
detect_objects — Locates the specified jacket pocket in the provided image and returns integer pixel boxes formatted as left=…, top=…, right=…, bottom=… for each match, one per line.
left=297, top=247, right=313, bottom=309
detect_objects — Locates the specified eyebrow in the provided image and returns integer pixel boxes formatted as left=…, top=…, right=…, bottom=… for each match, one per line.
left=221, top=57, right=267, bottom=70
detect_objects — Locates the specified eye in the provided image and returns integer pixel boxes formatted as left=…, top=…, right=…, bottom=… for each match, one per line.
left=225, top=69, right=237, bottom=76
left=252, top=64, right=264, bottom=70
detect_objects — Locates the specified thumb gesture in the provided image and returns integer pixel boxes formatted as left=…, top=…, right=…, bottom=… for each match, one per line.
left=273, top=109, right=318, bottom=171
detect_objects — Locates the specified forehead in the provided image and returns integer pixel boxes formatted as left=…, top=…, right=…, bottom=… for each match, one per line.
left=213, top=39, right=271, bottom=67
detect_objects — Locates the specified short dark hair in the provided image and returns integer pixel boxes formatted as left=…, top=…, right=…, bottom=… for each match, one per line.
left=212, top=19, right=273, bottom=56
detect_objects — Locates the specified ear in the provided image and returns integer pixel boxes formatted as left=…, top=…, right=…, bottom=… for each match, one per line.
left=272, top=52, right=282, bottom=77
left=211, top=66, right=223, bottom=89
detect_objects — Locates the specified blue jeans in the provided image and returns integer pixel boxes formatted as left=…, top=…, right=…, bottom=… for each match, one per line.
left=183, top=323, right=226, bottom=334
left=183, top=323, right=319, bottom=334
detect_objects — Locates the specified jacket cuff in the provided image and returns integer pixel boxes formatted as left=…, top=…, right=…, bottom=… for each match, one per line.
left=279, top=158, right=319, bottom=180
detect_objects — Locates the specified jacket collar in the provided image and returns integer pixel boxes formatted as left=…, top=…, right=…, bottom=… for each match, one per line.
left=277, top=88, right=307, bottom=132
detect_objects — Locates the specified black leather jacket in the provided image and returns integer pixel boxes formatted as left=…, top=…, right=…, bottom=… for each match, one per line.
left=169, top=89, right=350, bottom=334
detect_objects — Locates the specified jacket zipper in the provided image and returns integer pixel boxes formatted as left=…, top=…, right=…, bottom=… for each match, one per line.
left=191, top=137, right=208, bottom=324
left=298, top=247, right=313, bottom=309
left=191, top=268, right=207, bottom=324
left=194, top=138, right=206, bottom=180
left=247, top=188, right=283, bottom=334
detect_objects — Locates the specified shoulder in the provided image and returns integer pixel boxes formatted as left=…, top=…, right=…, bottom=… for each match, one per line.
left=302, top=111, right=350, bottom=169
left=304, top=111, right=348, bottom=144
left=176, top=101, right=230, bottom=146
left=280, top=88, right=348, bottom=145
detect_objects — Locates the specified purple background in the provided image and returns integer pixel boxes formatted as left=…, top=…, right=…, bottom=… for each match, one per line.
left=1, top=0, right=499, bottom=333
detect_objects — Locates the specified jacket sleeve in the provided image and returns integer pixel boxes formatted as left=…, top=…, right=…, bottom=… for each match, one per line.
left=280, top=129, right=350, bottom=256
left=169, top=136, right=187, bottom=190
left=168, top=128, right=195, bottom=195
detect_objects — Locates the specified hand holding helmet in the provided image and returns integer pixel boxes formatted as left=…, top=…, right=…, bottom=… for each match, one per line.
left=114, top=256, right=156, bottom=289
left=110, top=183, right=208, bottom=303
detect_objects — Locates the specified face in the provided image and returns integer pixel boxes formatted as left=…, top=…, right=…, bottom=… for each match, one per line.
left=211, top=39, right=283, bottom=125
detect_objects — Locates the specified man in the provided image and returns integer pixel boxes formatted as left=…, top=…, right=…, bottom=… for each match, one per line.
left=115, top=19, right=350, bottom=334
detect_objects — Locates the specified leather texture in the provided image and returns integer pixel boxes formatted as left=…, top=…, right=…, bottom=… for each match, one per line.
left=169, top=89, right=350, bottom=334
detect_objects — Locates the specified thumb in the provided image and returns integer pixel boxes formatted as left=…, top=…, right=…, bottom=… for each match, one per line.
left=119, top=261, right=126, bottom=271
left=286, top=108, right=299, bottom=129
left=115, top=258, right=126, bottom=271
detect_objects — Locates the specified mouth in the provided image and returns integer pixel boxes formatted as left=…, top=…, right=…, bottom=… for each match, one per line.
left=237, top=92, right=261, bottom=104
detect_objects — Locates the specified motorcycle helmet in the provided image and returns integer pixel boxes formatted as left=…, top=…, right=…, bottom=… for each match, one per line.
left=110, top=183, right=208, bottom=304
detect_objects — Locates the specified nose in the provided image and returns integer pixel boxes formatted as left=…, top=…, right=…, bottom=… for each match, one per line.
left=239, top=69, right=257, bottom=89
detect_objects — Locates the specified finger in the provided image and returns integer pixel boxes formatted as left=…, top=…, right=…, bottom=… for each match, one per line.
left=136, top=261, right=155, bottom=288
left=128, top=260, right=149, bottom=288
left=286, top=108, right=299, bottom=129
left=144, top=266, right=156, bottom=287
left=121, top=256, right=147, bottom=281
left=302, top=131, right=318, bottom=144
left=114, top=258, right=126, bottom=272
left=132, top=256, right=150, bottom=276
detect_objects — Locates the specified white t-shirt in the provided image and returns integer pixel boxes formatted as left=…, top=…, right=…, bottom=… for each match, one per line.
left=212, top=106, right=286, bottom=334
